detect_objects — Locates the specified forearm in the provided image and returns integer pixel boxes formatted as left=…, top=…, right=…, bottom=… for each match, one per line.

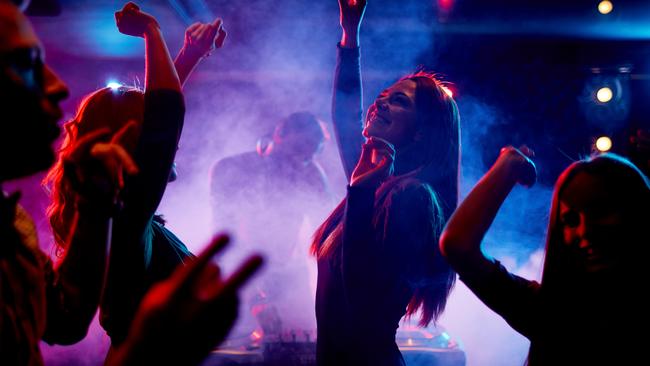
left=332, top=44, right=364, bottom=180
left=174, top=46, right=204, bottom=87
left=57, top=203, right=111, bottom=291
left=45, top=203, right=111, bottom=344
left=440, top=159, right=519, bottom=274
left=144, top=25, right=181, bottom=92
left=99, top=215, right=151, bottom=346
left=341, top=27, right=359, bottom=48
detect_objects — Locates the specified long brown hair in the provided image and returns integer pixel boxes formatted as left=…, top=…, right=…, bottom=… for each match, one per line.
left=311, top=72, right=460, bottom=326
left=42, top=86, right=144, bottom=252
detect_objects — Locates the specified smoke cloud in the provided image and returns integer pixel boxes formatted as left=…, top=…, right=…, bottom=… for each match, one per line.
left=14, top=1, right=561, bottom=365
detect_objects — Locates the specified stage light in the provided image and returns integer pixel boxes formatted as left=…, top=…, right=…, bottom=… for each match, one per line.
left=598, top=1, right=613, bottom=15
left=580, top=71, right=630, bottom=130
left=438, top=0, right=454, bottom=12
left=596, top=87, right=613, bottom=103
left=107, top=81, right=122, bottom=90
left=595, top=136, right=612, bottom=152
left=441, top=85, right=454, bottom=98
left=250, top=329, right=263, bottom=341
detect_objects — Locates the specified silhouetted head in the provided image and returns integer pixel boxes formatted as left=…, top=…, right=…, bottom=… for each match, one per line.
left=0, top=1, right=68, bottom=180
left=366, top=74, right=457, bottom=163
left=69, top=86, right=145, bottom=153
left=543, top=154, right=650, bottom=285
left=366, top=72, right=460, bottom=216
left=43, top=86, right=144, bottom=248
left=271, top=111, right=325, bottom=163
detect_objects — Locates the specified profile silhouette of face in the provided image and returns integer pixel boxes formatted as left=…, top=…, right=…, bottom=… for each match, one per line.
left=0, top=2, right=69, bottom=179
left=364, top=79, right=419, bottom=149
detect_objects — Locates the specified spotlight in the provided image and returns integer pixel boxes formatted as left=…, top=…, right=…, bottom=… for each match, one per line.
left=438, top=0, right=454, bottom=12
left=107, top=81, right=122, bottom=90
left=596, top=87, right=613, bottom=103
left=580, top=70, right=630, bottom=130
left=595, top=136, right=613, bottom=152
left=598, top=1, right=613, bottom=15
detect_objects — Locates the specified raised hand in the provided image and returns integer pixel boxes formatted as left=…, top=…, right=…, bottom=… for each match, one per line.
left=338, top=0, right=367, bottom=48
left=115, top=2, right=159, bottom=38
left=498, top=145, right=537, bottom=187
left=339, top=0, right=367, bottom=33
left=182, top=19, right=227, bottom=59
left=174, top=18, right=227, bottom=87
left=111, top=234, right=264, bottom=366
left=351, top=137, right=395, bottom=188
left=63, top=122, right=139, bottom=205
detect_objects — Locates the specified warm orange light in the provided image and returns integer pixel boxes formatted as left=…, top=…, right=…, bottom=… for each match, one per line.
left=441, top=85, right=454, bottom=98
left=251, top=329, right=263, bottom=341
left=595, top=136, right=612, bottom=152
left=596, top=87, right=613, bottom=103
left=598, top=1, right=613, bottom=15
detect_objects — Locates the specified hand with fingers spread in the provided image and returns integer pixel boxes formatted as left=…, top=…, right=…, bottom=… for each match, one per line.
left=63, top=122, right=139, bottom=206
left=182, top=19, right=227, bottom=59
left=350, top=137, right=395, bottom=188
left=497, top=145, right=537, bottom=187
left=338, top=0, right=367, bottom=48
left=110, top=234, right=263, bottom=366
left=115, top=2, right=159, bottom=38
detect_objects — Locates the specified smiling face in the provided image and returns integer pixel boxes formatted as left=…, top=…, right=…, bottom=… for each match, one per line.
left=363, top=79, right=419, bottom=149
left=559, top=171, right=627, bottom=274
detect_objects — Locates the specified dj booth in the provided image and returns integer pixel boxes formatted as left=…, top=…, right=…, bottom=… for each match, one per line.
left=201, top=326, right=466, bottom=366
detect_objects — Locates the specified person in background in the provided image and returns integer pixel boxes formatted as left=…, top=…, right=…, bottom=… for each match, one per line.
left=210, top=111, right=331, bottom=334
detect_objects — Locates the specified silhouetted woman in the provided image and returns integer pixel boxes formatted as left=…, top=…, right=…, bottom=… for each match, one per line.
left=311, top=1, right=460, bottom=365
left=43, top=2, right=226, bottom=359
left=440, top=147, right=650, bottom=365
